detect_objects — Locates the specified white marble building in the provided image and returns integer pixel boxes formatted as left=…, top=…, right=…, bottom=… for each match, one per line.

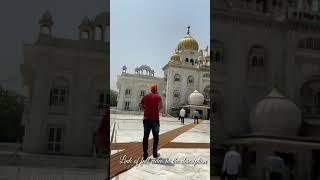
left=116, top=65, right=165, bottom=111
left=0, top=11, right=109, bottom=179
left=212, top=0, right=320, bottom=179
left=116, top=29, right=210, bottom=116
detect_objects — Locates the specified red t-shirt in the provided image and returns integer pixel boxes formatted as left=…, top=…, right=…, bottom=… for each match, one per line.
left=96, top=108, right=109, bottom=148
left=140, top=92, right=162, bottom=120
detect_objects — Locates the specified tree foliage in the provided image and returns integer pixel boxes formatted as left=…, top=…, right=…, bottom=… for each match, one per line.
left=110, top=89, right=118, bottom=107
left=0, top=86, right=25, bottom=142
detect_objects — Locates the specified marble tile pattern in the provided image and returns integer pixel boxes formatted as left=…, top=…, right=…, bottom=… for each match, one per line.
left=111, top=113, right=210, bottom=179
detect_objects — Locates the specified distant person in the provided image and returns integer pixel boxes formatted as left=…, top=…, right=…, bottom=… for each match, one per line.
left=179, top=108, right=186, bottom=124
left=222, top=146, right=242, bottom=180
left=193, top=110, right=200, bottom=124
left=266, top=151, right=285, bottom=180
left=140, top=84, right=163, bottom=160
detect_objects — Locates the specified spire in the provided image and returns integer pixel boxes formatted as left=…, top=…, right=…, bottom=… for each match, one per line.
left=187, top=25, right=190, bottom=35
left=38, top=10, right=54, bottom=37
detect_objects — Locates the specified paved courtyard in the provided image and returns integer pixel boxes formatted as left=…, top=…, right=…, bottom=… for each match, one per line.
left=110, top=113, right=210, bottom=180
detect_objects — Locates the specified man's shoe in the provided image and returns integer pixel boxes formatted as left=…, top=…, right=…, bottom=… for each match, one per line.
left=143, top=154, right=148, bottom=160
left=153, top=153, right=160, bottom=158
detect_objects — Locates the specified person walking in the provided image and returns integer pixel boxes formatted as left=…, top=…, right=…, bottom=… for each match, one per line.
left=266, top=151, right=285, bottom=180
left=179, top=108, right=186, bottom=124
left=140, top=84, right=163, bottom=160
left=222, top=146, right=242, bottom=180
left=193, top=110, right=200, bottom=124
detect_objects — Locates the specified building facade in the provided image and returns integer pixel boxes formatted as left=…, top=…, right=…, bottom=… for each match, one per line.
left=116, top=65, right=165, bottom=111
left=116, top=29, right=210, bottom=116
left=0, top=11, right=110, bottom=179
left=212, top=0, right=320, bottom=179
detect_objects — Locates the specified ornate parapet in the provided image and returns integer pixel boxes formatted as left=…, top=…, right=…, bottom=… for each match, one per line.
left=134, top=65, right=155, bottom=76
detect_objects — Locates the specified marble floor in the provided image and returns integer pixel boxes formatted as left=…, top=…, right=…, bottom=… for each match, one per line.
left=111, top=113, right=210, bottom=180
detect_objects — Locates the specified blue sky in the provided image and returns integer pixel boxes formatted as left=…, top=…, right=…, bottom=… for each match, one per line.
left=110, top=0, right=210, bottom=90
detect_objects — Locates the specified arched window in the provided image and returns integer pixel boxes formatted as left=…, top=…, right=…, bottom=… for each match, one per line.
left=251, top=56, right=258, bottom=66
left=187, top=76, right=194, bottom=86
left=49, top=77, right=69, bottom=114
left=212, top=40, right=224, bottom=63
left=248, top=46, right=265, bottom=67
left=203, top=73, right=210, bottom=78
left=250, top=55, right=265, bottom=67
left=247, top=45, right=267, bottom=81
left=174, top=74, right=181, bottom=82
left=203, top=86, right=210, bottom=100
left=173, top=90, right=180, bottom=106
left=47, top=126, right=64, bottom=154
left=125, top=88, right=131, bottom=96
left=140, top=90, right=146, bottom=97
left=173, top=90, right=180, bottom=98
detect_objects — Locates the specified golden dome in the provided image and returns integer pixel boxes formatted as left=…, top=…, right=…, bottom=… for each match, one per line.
left=177, top=34, right=199, bottom=51
left=170, top=52, right=180, bottom=62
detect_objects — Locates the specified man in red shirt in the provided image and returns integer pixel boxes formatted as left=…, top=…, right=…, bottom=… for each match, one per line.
left=140, top=84, right=163, bottom=160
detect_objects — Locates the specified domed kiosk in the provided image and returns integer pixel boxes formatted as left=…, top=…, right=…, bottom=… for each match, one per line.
left=183, top=90, right=210, bottom=120
left=250, top=87, right=302, bottom=136
left=170, top=52, right=180, bottom=63
left=189, top=90, right=205, bottom=105
left=223, top=87, right=318, bottom=180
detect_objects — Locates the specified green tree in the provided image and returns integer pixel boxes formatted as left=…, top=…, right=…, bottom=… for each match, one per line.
left=0, top=86, right=25, bottom=143
left=110, top=89, right=118, bottom=107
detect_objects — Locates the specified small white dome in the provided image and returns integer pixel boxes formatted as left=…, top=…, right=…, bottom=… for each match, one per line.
left=188, top=90, right=205, bottom=105
left=250, top=87, right=302, bottom=136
